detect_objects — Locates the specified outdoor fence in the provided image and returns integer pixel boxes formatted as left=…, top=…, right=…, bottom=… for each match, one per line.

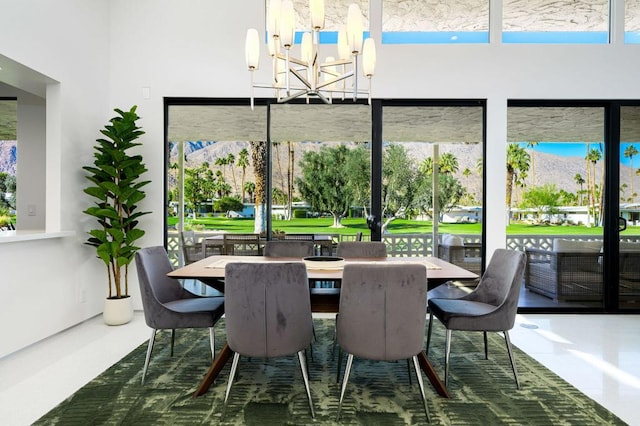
left=167, top=231, right=640, bottom=267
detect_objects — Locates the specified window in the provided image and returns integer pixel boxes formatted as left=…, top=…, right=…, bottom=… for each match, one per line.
left=382, top=0, right=489, bottom=44
left=0, top=98, right=17, bottom=228
left=503, top=0, right=609, bottom=44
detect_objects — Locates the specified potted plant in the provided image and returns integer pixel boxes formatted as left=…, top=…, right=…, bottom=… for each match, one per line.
left=83, top=106, right=150, bottom=325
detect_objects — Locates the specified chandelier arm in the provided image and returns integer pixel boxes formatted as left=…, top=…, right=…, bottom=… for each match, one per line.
left=278, top=89, right=314, bottom=103
left=289, top=67, right=313, bottom=90
left=316, top=70, right=354, bottom=90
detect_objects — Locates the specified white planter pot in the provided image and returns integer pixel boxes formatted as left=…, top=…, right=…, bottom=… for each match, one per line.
left=103, top=296, right=133, bottom=326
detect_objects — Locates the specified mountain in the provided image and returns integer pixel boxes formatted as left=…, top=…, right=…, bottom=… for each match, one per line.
left=0, top=141, right=17, bottom=175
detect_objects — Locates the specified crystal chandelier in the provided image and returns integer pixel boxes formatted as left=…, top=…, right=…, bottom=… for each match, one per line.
left=244, top=0, right=376, bottom=108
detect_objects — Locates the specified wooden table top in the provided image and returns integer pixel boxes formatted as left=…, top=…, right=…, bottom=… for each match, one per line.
left=168, top=255, right=478, bottom=283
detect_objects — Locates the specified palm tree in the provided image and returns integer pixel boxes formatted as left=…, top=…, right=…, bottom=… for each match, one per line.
left=237, top=148, right=250, bottom=202
left=526, top=141, right=538, bottom=185
left=574, top=173, right=585, bottom=205
left=250, top=141, right=267, bottom=233
left=624, top=144, right=639, bottom=200
left=438, top=152, right=459, bottom=175
left=244, top=181, right=256, bottom=203
left=226, top=153, right=237, bottom=195
left=585, top=146, right=603, bottom=226
left=506, top=144, right=530, bottom=223
left=419, top=157, right=434, bottom=175
left=214, top=157, right=228, bottom=181
left=287, top=141, right=295, bottom=220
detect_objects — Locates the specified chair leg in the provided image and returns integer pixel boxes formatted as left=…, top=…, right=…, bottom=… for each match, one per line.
left=336, top=347, right=343, bottom=384
left=336, top=353, right=354, bottom=422
left=224, top=352, right=241, bottom=404
left=141, top=329, right=157, bottom=385
left=483, top=331, right=488, bottom=360
left=209, top=327, right=216, bottom=360
left=503, top=330, right=521, bottom=390
left=444, top=329, right=452, bottom=388
left=170, top=329, right=176, bottom=357
left=412, top=355, right=431, bottom=423
left=406, top=359, right=413, bottom=385
left=297, top=350, right=315, bottom=419
left=425, top=312, right=434, bottom=355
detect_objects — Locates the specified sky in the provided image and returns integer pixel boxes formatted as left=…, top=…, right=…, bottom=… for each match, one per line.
left=519, top=142, right=640, bottom=167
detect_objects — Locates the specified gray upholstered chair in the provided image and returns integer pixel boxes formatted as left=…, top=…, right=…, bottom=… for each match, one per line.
left=223, top=262, right=315, bottom=418
left=180, top=230, right=205, bottom=265
left=335, top=263, right=430, bottom=422
left=263, top=240, right=315, bottom=257
left=336, top=241, right=387, bottom=258
left=135, top=246, right=225, bottom=385
left=222, top=233, right=262, bottom=255
left=426, top=248, right=526, bottom=389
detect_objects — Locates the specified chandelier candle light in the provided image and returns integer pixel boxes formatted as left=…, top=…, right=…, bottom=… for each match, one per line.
left=245, top=0, right=376, bottom=108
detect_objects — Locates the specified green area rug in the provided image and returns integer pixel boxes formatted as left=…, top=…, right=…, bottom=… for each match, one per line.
left=35, top=319, right=624, bottom=425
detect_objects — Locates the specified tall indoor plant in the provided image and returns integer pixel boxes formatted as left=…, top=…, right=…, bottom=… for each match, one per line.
left=83, top=106, right=150, bottom=325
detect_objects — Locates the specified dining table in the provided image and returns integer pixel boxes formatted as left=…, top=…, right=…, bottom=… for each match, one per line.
left=167, top=254, right=478, bottom=399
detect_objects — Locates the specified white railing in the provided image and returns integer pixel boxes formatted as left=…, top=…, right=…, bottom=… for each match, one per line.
left=167, top=231, right=639, bottom=266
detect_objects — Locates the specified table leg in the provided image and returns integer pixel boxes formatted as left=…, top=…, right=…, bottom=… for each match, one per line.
left=417, top=350, right=450, bottom=398
left=193, top=343, right=233, bottom=397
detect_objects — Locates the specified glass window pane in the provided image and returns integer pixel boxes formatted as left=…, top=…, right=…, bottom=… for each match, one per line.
left=503, top=0, right=609, bottom=44
left=167, top=104, right=268, bottom=264
left=269, top=0, right=370, bottom=44
left=619, top=106, right=640, bottom=309
left=382, top=0, right=489, bottom=44
left=382, top=106, right=484, bottom=268
left=625, top=0, right=640, bottom=43
left=507, top=105, right=605, bottom=309
left=0, top=99, right=17, bottom=229
left=270, top=103, right=371, bottom=243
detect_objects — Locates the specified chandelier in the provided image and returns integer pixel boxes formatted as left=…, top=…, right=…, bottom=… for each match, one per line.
left=244, top=0, right=376, bottom=108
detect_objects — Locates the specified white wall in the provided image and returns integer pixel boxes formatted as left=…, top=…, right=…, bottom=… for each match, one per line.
left=2, top=0, right=640, bottom=357
left=0, top=0, right=111, bottom=357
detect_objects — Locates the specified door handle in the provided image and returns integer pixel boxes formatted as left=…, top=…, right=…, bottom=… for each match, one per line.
left=619, top=217, right=627, bottom=232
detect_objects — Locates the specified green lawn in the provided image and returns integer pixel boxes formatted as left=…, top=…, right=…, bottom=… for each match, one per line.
left=167, top=216, right=639, bottom=235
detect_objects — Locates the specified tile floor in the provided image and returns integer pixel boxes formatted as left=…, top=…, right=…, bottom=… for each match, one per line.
left=0, top=312, right=638, bottom=425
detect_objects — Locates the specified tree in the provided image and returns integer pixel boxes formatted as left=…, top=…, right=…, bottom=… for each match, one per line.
left=250, top=141, right=267, bottom=233
left=624, top=144, right=638, bottom=200
left=585, top=146, right=603, bottom=226
left=526, top=141, right=538, bottom=185
left=237, top=148, right=250, bottom=202
left=381, top=144, right=418, bottom=232
left=414, top=173, right=464, bottom=220
left=520, top=184, right=560, bottom=223
left=226, top=153, right=237, bottom=195
left=344, top=146, right=371, bottom=216
left=184, top=162, right=215, bottom=217
left=296, top=145, right=365, bottom=228
left=438, top=152, right=459, bottom=175
left=214, top=156, right=228, bottom=181
left=244, top=181, right=256, bottom=203
left=574, top=173, right=585, bottom=205
left=214, top=196, right=244, bottom=213
left=506, top=144, right=530, bottom=223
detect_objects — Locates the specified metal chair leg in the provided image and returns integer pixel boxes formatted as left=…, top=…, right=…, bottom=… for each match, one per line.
left=503, top=330, right=521, bottom=389
left=483, top=331, right=488, bottom=359
left=224, top=352, right=241, bottom=404
left=141, top=329, right=157, bottom=385
left=170, top=329, right=176, bottom=357
left=297, top=350, right=315, bottom=418
left=412, top=355, right=431, bottom=423
left=209, top=327, right=216, bottom=360
left=444, top=329, right=452, bottom=388
left=336, top=353, right=354, bottom=422
left=406, top=359, right=413, bottom=385
left=336, top=347, right=343, bottom=384
left=425, top=312, right=434, bottom=354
